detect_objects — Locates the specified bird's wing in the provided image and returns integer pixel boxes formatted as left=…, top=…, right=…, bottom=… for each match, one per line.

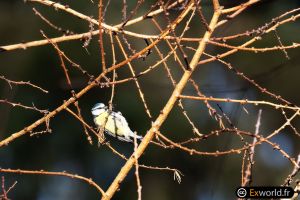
left=111, top=111, right=128, bottom=125
left=94, top=110, right=138, bottom=142
left=105, top=112, right=131, bottom=137
left=111, top=112, right=142, bottom=141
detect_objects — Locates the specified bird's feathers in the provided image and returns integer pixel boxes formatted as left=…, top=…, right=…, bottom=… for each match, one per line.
left=92, top=103, right=106, bottom=110
left=91, top=103, right=106, bottom=116
left=92, top=103, right=142, bottom=142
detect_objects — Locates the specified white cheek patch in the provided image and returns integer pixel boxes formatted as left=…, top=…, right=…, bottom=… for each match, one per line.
left=92, top=109, right=105, bottom=116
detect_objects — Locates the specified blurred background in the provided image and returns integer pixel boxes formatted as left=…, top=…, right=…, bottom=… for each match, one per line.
left=0, top=0, right=300, bottom=199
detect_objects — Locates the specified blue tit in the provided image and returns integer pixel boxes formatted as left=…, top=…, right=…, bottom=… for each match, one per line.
left=91, top=103, right=143, bottom=142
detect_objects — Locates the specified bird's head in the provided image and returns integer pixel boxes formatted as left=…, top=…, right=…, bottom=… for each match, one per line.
left=91, top=103, right=107, bottom=116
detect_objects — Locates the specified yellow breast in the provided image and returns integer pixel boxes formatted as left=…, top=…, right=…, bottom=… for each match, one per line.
left=94, top=112, right=128, bottom=137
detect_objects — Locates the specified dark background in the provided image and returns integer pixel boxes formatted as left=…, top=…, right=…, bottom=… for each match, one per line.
left=0, top=0, right=300, bottom=199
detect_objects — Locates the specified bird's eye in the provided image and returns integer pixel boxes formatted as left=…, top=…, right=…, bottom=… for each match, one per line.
left=92, top=103, right=106, bottom=110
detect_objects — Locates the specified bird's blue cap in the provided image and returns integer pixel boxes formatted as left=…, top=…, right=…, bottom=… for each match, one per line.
left=91, top=103, right=106, bottom=111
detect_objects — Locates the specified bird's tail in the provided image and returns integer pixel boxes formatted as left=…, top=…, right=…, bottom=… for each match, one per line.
left=129, top=131, right=143, bottom=142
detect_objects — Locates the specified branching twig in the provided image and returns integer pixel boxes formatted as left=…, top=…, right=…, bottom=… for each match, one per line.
left=0, top=75, right=48, bottom=93
left=0, top=168, right=105, bottom=198
left=102, top=2, right=221, bottom=199
left=2, top=1, right=300, bottom=200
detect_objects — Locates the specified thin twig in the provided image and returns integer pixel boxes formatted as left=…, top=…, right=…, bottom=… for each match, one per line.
left=0, top=75, right=48, bottom=93
left=0, top=168, right=106, bottom=198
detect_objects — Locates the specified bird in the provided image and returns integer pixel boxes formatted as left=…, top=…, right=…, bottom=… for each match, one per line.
left=91, top=103, right=143, bottom=142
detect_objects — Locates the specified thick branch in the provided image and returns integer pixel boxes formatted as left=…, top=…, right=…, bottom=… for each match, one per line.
left=0, top=0, right=191, bottom=149
left=101, top=2, right=222, bottom=200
